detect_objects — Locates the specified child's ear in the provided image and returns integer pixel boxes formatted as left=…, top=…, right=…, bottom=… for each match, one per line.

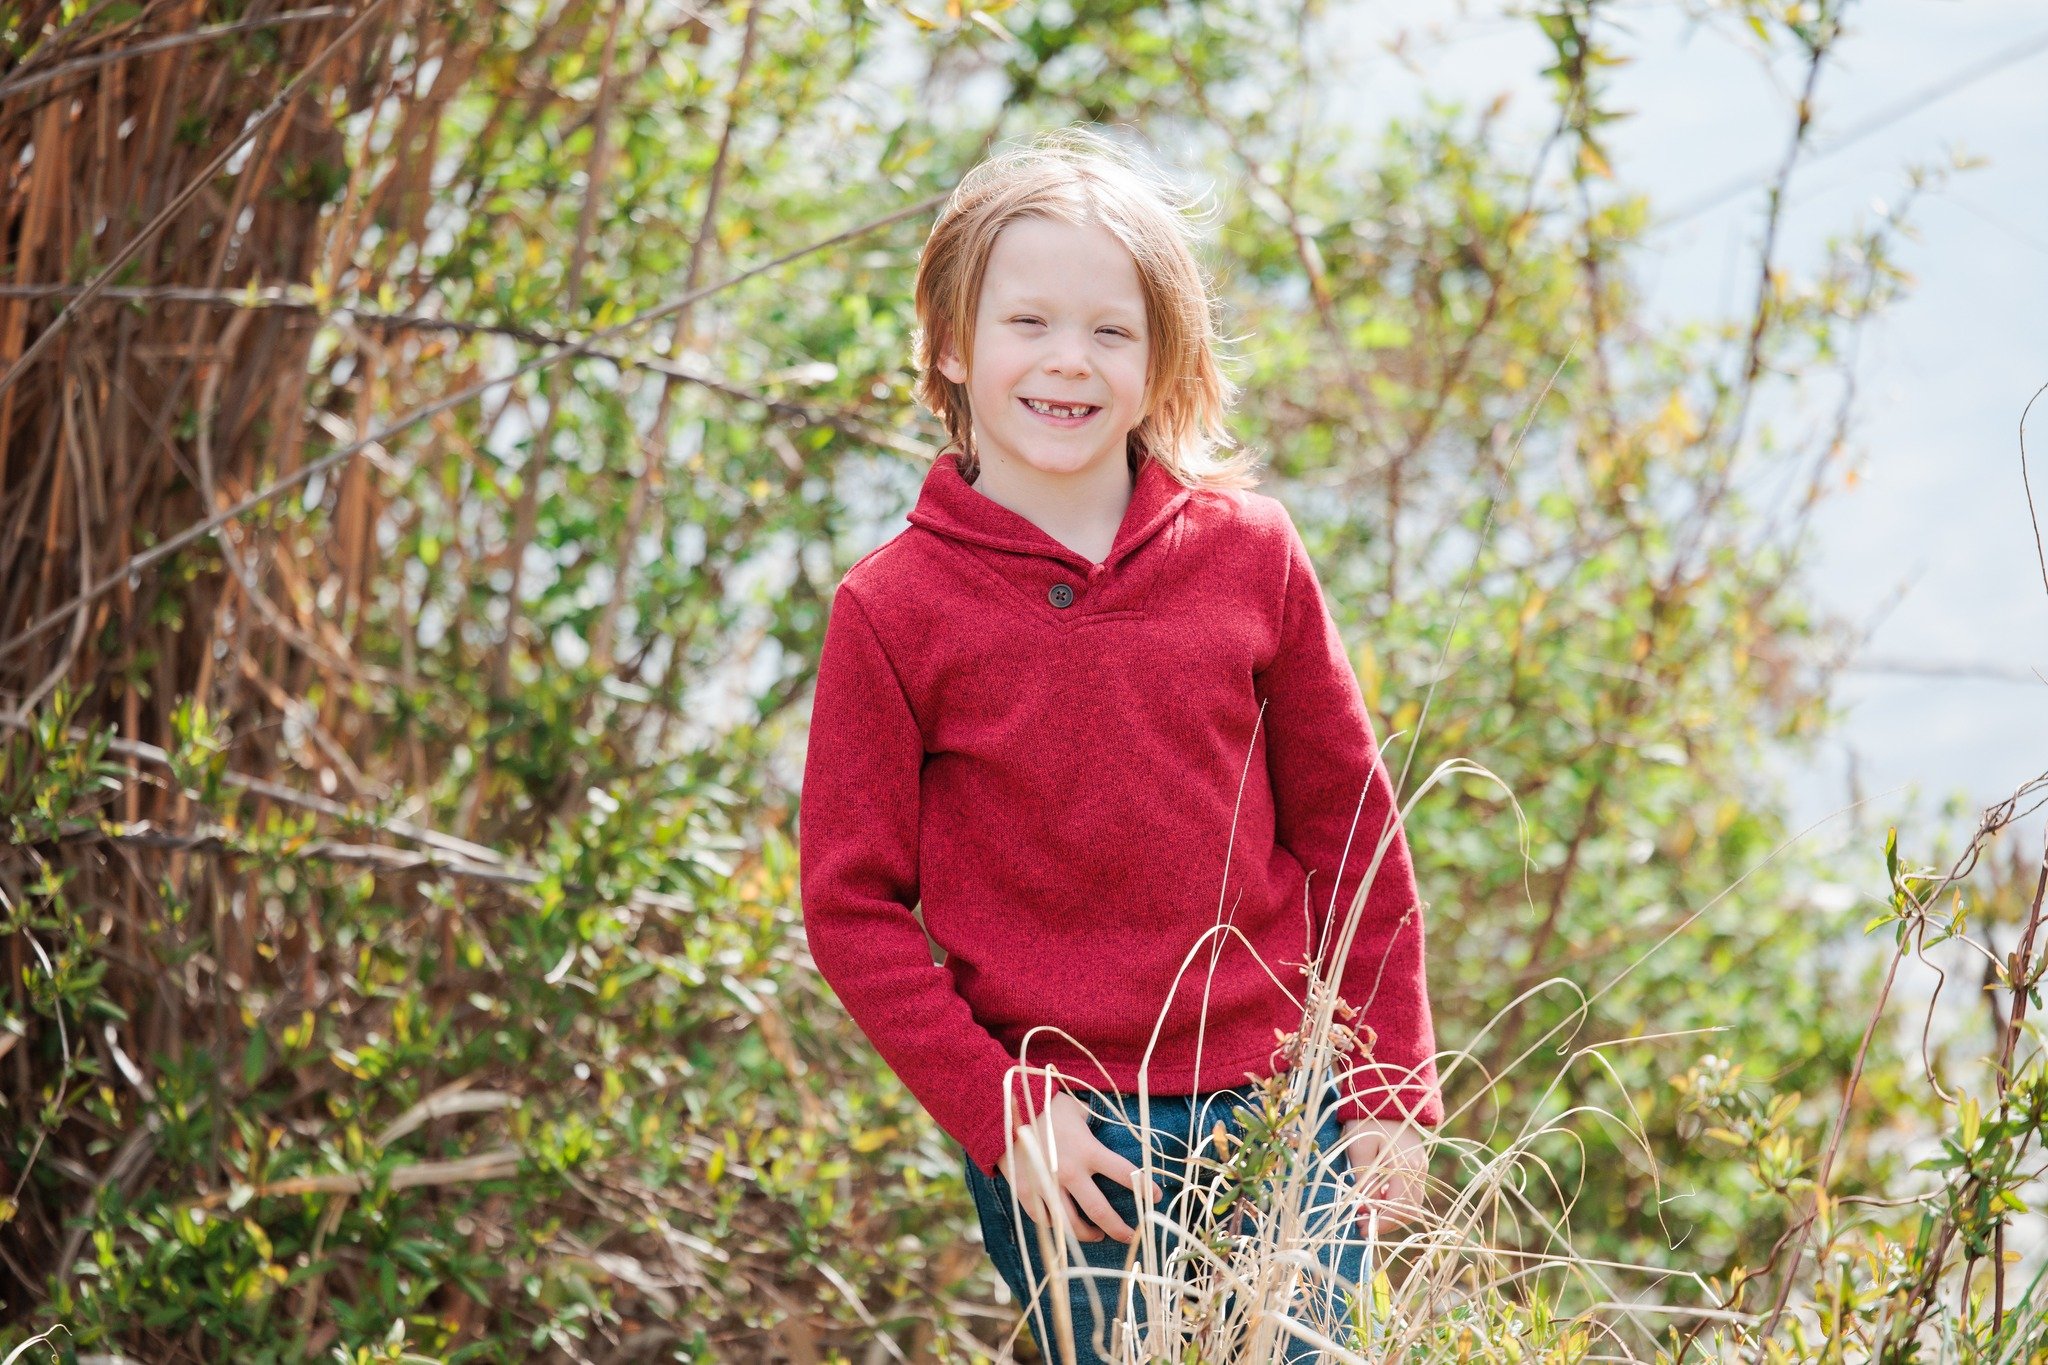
left=936, top=335, right=967, bottom=385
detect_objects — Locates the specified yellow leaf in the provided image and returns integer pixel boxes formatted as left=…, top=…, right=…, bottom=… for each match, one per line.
left=1354, top=643, right=1381, bottom=711
left=1656, top=389, right=1701, bottom=444
left=1505, top=211, right=1535, bottom=252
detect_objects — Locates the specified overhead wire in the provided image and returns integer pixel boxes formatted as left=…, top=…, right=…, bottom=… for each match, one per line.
left=1650, top=22, right=2048, bottom=231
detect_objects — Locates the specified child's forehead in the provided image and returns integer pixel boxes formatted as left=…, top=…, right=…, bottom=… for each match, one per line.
left=987, top=214, right=1122, bottom=254
left=990, top=285, right=1143, bottom=311
left=979, top=226, right=1146, bottom=309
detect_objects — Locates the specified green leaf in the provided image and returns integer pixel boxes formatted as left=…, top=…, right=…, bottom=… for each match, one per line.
left=242, top=1029, right=268, bottom=1090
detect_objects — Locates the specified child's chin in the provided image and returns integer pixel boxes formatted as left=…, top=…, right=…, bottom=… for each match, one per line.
left=1016, top=447, right=1118, bottom=476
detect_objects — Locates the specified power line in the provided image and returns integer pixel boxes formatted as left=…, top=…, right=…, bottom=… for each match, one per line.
left=1651, top=23, right=2048, bottom=232
left=1939, top=190, right=2048, bottom=259
left=1842, top=657, right=2046, bottom=686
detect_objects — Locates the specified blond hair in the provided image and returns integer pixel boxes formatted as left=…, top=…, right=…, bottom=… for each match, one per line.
left=911, top=127, right=1259, bottom=490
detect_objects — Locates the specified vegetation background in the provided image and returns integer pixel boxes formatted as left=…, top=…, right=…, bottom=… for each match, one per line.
left=0, top=0, right=2042, bottom=1360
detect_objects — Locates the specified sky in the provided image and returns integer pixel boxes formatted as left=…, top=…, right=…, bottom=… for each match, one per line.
left=1314, top=0, right=2047, bottom=859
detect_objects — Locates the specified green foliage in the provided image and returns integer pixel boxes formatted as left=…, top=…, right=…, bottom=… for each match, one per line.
left=3, top=0, right=2037, bottom=1359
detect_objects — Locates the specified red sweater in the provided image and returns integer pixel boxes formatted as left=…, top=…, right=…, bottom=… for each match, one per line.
left=799, top=450, right=1443, bottom=1176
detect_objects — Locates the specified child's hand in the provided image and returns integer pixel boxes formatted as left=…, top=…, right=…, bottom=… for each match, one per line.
left=996, top=1091, right=1159, bottom=1244
left=1337, top=1116, right=1430, bottom=1230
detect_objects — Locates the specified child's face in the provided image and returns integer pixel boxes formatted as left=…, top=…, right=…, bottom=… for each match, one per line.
left=938, top=215, right=1151, bottom=483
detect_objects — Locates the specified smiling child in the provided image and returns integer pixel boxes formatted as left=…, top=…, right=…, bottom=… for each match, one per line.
left=799, top=128, right=1443, bottom=1362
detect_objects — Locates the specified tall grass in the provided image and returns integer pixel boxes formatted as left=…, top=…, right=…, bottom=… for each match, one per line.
left=979, top=759, right=2048, bottom=1363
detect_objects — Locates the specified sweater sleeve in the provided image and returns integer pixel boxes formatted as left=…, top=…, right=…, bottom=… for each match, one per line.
left=1255, top=515, right=1444, bottom=1129
left=799, top=580, right=1069, bottom=1175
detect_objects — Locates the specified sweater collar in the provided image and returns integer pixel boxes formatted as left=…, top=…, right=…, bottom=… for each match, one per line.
left=906, top=449, right=1192, bottom=572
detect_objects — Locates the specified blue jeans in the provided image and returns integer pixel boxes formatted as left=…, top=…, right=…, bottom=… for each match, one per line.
left=962, top=1080, right=1374, bottom=1363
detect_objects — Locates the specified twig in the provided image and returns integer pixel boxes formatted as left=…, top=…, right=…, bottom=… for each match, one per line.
left=41, top=821, right=700, bottom=918
left=0, top=0, right=401, bottom=402
left=0, top=8, right=353, bottom=101
left=190, top=1147, right=522, bottom=1208
left=0, top=192, right=950, bottom=668
left=0, top=709, right=506, bottom=867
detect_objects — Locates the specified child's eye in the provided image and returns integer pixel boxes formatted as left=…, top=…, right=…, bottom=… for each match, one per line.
left=1099, top=328, right=1130, bottom=338
left=1010, top=316, right=1044, bottom=326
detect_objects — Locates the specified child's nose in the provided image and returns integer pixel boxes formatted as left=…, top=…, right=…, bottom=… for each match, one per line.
left=1044, top=346, right=1091, bottom=377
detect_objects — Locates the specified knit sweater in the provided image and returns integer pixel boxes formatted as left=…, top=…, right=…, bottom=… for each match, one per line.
left=798, top=450, right=1444, bottom=1177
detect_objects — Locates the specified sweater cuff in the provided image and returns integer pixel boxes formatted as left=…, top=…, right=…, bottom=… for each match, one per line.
left=961, top=1066, right=1085, bottom=1177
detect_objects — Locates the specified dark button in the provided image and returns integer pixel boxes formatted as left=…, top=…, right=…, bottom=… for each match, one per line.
left=1047, top=582, right=1075, bottom=608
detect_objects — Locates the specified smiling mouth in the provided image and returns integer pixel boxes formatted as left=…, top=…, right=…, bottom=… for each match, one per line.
left=1019, top=397, right=1101, bottom=420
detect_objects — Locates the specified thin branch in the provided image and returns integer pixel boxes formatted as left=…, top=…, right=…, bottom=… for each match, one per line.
left=588, top=0, right=762, bottom=688
left=2019, top=378, right=2048, bottom=598
left=0, top=0, right=402, bottom=403
left=0, top=8, right=354, bottom=101
left=188, top=1148, right=523, bottom=1208
left=0, top=708, right=505, bottom=867
left=45, top=818, right=702, bottom=920
left=485, top=0, right=631, bottom=705
left=0, top=191, right=950, bottom=668
left=0, top=282, right=933, bottom=453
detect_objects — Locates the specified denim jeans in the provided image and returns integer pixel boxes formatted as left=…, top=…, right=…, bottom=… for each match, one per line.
left=962, top=1080, right=1375, bottom=1363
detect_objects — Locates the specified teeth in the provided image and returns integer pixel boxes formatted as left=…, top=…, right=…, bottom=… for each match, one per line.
left=1024, top=398, right=1095, bottom=418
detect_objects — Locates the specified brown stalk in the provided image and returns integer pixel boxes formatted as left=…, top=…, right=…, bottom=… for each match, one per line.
left=0, top=0, right=401, bottom=404
left=0, top=8, right=356, bottom=102
left=482, top=0, right=630, bottom=715
left=0, top=191, right=952, bottom=674
left=586, top=0, right=761, bottom=700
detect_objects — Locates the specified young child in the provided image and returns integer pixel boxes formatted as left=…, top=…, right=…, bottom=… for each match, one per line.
left=799, top=128, right=1443, bottom=1362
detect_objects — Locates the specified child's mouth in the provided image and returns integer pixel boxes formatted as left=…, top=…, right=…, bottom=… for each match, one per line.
left=1018, top=397, right=1101, bottom=428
